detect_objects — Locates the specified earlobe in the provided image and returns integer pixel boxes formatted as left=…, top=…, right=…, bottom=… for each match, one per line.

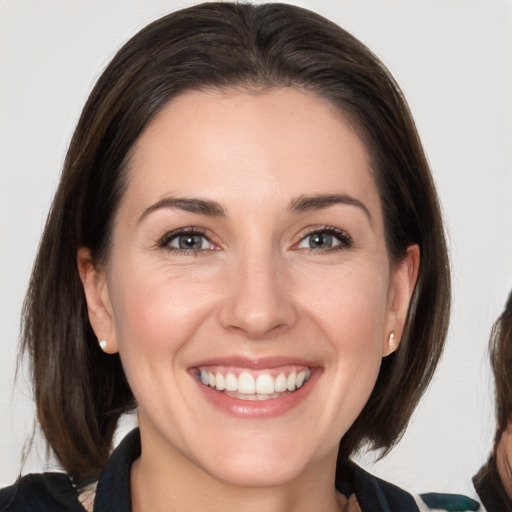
left=382, top=244, right=420, bottom=357
left=77, top=247, right=118, bottom=354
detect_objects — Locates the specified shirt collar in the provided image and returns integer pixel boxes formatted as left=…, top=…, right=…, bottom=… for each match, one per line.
left=93, top=428, right=419, bottom=512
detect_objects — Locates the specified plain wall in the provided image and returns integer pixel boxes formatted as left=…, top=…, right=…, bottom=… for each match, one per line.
left=1, top=0, right=511, bottom=498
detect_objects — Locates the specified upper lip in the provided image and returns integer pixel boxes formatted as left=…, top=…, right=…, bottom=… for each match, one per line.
left=189, top=355, right=319, bottom=371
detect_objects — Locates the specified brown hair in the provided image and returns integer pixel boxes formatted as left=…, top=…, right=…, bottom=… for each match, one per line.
left=21, top=2, right=450, bottom=483
left=491, top=291, right=512, bottom=447
left=472, top=291, right=512, bottom=504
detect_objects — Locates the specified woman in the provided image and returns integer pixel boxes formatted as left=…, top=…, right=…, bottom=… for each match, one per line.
left=0, top=3, right=475, bottom=511
left=473, top=291, right=512, bottom=511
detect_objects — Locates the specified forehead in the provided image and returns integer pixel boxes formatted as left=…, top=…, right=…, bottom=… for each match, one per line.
left=122, top=87, right=380, bottom=219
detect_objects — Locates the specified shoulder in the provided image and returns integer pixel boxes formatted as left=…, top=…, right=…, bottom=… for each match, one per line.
left=337, top=459, right=480, bottom=512
left=0, top=472, right=85, bottom=512
left=337, top=459, right=418, bottom=511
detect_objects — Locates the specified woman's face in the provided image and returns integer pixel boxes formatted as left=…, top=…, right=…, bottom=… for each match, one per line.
left=81, top=88, right=417, bottom=487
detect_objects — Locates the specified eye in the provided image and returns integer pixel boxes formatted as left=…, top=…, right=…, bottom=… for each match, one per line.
left=296, top=227, right=352, bottom=251
left=160, top=229, right=215, bottom=253
left=170, top=234, right=209, bottom=250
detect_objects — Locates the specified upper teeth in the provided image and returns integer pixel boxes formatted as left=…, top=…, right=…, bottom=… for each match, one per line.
left=199, top=368, right=311, bottom=395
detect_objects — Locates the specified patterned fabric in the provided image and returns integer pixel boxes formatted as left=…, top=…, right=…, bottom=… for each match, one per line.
left=0, top=429, right=480, bottom=512
left=417, top=492, right=480, bottom=512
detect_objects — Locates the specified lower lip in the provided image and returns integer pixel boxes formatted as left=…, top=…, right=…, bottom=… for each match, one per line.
left=192, top=369, right=320, bottom=419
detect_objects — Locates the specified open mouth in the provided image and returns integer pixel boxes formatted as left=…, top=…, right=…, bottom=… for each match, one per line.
left=197, top=366, right=312, bottom=401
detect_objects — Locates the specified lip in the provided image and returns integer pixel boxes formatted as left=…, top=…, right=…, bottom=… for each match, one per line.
left=190, top=355, right=319, bottom=370
left=188, top=356, right=322, bottom=419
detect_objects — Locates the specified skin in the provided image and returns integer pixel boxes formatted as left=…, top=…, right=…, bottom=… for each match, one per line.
left=78, top=88, right=418, bottom=512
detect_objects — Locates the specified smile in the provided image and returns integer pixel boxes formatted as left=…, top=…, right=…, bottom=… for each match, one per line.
left=198, top=366, right=312, bottom=401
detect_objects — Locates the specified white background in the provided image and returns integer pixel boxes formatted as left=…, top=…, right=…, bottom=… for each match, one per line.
left=1, top=0, right=511, bottom=499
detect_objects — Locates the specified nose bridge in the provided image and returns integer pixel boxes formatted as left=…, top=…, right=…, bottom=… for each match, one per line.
left=220, top=244, right=297, bottom=338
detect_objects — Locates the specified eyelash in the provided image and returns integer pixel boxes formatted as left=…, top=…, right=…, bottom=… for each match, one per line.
left=158, top=227, right=214, bottom=256
left=295, top=226, right=353, bottom=253
left=158, top=226, right=353, bottom=255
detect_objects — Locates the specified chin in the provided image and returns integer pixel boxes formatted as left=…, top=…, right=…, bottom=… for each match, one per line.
left=193, top=436, right=325, bottom=488
left=204, top=455, right=311, bottom=488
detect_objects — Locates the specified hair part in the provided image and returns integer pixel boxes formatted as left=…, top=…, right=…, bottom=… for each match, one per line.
left=21, top=2, right=450, bottom=482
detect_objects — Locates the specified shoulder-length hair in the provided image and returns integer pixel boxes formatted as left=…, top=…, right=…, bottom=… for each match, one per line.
left=21, top=1, right=450, bottom=482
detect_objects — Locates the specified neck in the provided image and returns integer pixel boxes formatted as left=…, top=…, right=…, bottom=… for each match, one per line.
left=130, top=428, right=345, bottom=512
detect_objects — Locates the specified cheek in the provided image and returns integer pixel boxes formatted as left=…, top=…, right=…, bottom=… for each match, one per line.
left=108, top=264, right=219, bottom=359
left=297, top=262, right=389, bottom=401
left=297, top=261, right=390, bottom=346
left=107, top=265, right=224, bottom=421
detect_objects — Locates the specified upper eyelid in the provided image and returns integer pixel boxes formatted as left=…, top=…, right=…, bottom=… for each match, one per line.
left=294, top=226, right=353, bottom=249
left=157, top=225, right=352, bottom=249
left=159, top=227, right=214, bottom=246
left=297, top=225, right=352, bottom=239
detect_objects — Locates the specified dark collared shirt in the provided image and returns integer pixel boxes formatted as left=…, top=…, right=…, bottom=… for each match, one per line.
left=0, top=429, right=479, bottom=512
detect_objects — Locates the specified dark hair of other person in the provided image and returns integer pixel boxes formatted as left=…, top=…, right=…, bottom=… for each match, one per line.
left=473, top=291, right=512, bottom=508
left=20, top=1, right=450, bottom=484
left=491, top=292, right=512, bottom=452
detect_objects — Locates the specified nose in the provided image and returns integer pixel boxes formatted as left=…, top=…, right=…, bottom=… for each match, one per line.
left=219, top=252, right=298, bottom=340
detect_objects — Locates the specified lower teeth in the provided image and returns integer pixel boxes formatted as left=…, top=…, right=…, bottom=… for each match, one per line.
left=222, top=390, right=291, bottom=401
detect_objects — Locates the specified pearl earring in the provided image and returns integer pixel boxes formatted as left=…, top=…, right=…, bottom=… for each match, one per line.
left=99, top=340, right=108, bottom=350
left=388, top=332, right=396, bottom=351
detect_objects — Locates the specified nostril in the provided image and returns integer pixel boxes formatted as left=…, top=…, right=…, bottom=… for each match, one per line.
left=224, top=319, right=289, bottom=340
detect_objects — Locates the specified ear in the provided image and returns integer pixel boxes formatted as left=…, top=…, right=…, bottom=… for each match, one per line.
left=382, top=244, right=420, bottom=357
left=77, top=247, right=118, bottom=354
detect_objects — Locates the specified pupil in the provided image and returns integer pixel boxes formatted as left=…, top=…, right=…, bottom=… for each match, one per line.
left=310, top=233, right=332, bottom=249
left=179, top=235, right=202, bottom=250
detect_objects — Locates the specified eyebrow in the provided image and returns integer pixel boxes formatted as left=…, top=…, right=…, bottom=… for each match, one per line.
left=138, top=197, right=225, bottom=224
left=138, top=193, right=371, bottom=224
left=290, top=193, right=372, bottom=224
